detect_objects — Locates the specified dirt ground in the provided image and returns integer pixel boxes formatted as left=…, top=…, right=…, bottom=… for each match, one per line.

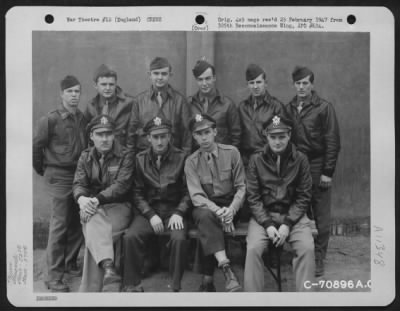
left=33, top=234, right=370, bottom=293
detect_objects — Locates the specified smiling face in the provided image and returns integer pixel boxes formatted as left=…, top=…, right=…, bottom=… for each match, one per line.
left=147, top=129, right=171, bottom=155
left=196, top=67, right=216, bottom=96
left=266, top=131, right=291, bottom=155
left=247, top=73, right=267, bottom=98
left=149, top=66, right=172, bottom=89
left=90, top=129, right=114, bottom=154
left=60, top=84, right=81, bottom=110
left=95, top=76, right=117, bottom=99
left=294, top=75, right=314, bottom=99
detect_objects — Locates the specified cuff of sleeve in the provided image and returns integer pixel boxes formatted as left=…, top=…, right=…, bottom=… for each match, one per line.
left=321, top=169, right=334, bottom=178
left=144, top=210, right=156, bottom=220
left=282, top=216, right=294, bottom=229
left=263, top=219, right=274, bottom=230
left=173, top=210, right=184, bottom=217
left=96, top=194, right=106, bottom=205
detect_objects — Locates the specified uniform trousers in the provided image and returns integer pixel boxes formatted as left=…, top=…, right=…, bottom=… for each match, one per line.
left=44, top=166, right=83, bottom=282
left=123, top=214, right=189, bottom=291
left=79, top=202, right=131, bottom=292
left=192, top=208, right=226, bottom=276
left=309, top=157, right=332, bottom=261
left=244, top=215, right=315, bottom=292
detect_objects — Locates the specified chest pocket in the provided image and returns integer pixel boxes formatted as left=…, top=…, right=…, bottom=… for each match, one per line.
left=107, top=165, right=119, bottom=181
left=219, top=169, right=232, bottom=181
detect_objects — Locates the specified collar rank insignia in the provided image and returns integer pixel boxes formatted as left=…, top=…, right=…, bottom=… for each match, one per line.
left=272, top=116, right=280, bottom=128
left=154, top=117, right=162, bottom=126
left=195, top=114, right=203, bottom=122
left=100, top=116, right=108, bottom=125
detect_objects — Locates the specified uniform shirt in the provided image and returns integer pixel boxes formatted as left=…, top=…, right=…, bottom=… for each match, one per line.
left=72, top=142, right=134, bottom=205
left=33, top=105, right=87, bottom=175
left=238, top=90, right=286, bottom=154
left=134, top=145, right=191, bottom=220
left=184, top=144, right=246, bottom=214
left=286, top=91, right=341, bottom=177
left=127, top=85, right=191, bottom=157
left=188, top=89, right=241, bottom=148
left=247, top=143, right=312, bottom=229
left=84, top=86, right=134, bottom=147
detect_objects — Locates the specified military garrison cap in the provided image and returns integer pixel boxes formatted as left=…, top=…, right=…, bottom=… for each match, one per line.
left=93, top=64, right=118, bottom=82
left=292, top=66, right=314, bottom=82
left=143, top=116, right=172, bottom=134
left=149, top=57, right=171, bottom=71
left=60, top=75, right=80, bottom=91
left=189, top=113, right=217, bottom=132
left=263, top=115, right=292, bottom=134
left=87, top=114, right=116, bottom=133
left=192, top=59, right=214, bottom=78
left=245, top=64, right=265, bottom=81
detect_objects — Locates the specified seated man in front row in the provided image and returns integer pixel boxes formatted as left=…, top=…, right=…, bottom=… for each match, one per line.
left=244, top=115, right=315, bottom=292
left=184, top=114, right=246, bottom=292
left=123, top=116, right=191, bottom=292
left=73, top=115, right=134, bottom=292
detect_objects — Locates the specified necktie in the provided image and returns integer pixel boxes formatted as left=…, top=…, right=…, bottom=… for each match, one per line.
left=297, top=101, right=303, bottom=114
left=253, top=98, right=258, bottom=111
left=156, top=155, right=162, bottom=170
left=206, top=152, right=217, bottom=177
left=157, top=92, right=163, bottom=108
left=276, top=155, right=281, bottom=176
left=102, top=100, right=109, bottom=115
left=203, top=98, right=209, bottom=113
left=99, top=154, right=105, bottom=178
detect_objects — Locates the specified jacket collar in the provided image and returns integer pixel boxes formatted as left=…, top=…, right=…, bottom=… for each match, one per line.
left=150, top=84, right=175, bottom=100
left=290, top=91, right=320, bottom=108
left=91, top=86, right=125, bottom=106
left=58, top=104, right=82, bottom=120
left=88, top=140, right=123, bottom=162
left=263, top=142, right=295, bottom=162
left=245, top=90, right=273, bottom=107
left=192, top=89, right=222, bottom=105
left=146, top=144, right=175, bottom=166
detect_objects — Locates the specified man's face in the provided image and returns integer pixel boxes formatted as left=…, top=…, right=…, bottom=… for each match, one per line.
left=90, top=129, right=114, bottom=154
left=147, top=130, right=171, bottom=155
left=294, top=75, right=313, bottom=98
left=247, top=73, right=267, bottom=97
left=196, top=68, right=216, bottom=95
left=60, top=85, right=81, bottom=109
left=192, top=127, right=217, bottom=151
left=95, top=76, right=117, bottom=99
left=149, top=67, right=171, bottom=89
left=266, top=131, right=291, bottom=155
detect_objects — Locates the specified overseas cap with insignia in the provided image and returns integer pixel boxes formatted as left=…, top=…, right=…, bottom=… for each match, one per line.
left=93, top=64, right=118, bottom=82
left=60, top=75, right=80, bottom=91
left=292, top=66, right=314, bottom=82
left=192, top=58, right=214, bottom=78
left=263, top=115, right=292, bottom=134
left=149, top=57, right=171, bottom=71
left=87, top=114, right=116, bottom=133
left=143, top=116, right=172, bottom=134
left=245, top=64, right=265, bottom=81
left=189, top=113, right=217, bottom=132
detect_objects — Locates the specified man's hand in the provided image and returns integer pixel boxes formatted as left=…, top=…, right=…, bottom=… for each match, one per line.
left=223, top=222, right=235, bottom=233
left=319, top=175, right=332, bottom=189
left=150, top=215, right=164, bottom=234
left=168, top=214, right=184, bottom=230
left=78, top=196, right=99, bottom=216
left=79, top=210, right=91, bottom=223
left=266, top=226, right=280, bottom=245
left=216, top=207, right=234, bottom=224
left=276, top=224, right=290, bottom=247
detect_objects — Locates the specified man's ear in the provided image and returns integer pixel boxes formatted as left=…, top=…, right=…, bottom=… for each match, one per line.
left=147, top=134, right=152, bottom=143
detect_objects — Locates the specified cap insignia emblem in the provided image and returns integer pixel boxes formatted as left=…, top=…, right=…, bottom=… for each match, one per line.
left=154, top=117, right=162, bottom=126
left=195, top=114, right=203, bottom=122
left=100, top=116, right=108, bottom=125
left=272, top=116, right=280, bottom=128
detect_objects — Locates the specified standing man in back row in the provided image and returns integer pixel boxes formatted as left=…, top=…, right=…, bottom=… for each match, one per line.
left=127, top=57, right=192, bottom=157
left=84, top=64, right=134, bottom=147
left=188, top=59, right=241, bottom=150
left=285, top=66, right=341, bottom=276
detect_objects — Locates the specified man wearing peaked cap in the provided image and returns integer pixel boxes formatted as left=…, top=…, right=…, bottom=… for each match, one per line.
left=187, top=58, right=241, bottom=150
left=127, top=56, right=191, bottom=157
left=73, top=114, right=134, bottom=292
left=286, top=66, right=340, bottom=277
left=244, top=114, right=316, bottom=292
left=123, top=116, right=190, bottom=292
left=33, top=75, right=87, bottom=292
left=84, top=64, right=134, bottom=147
left=184, top=113, right=246, bottom=292
left=238, top=63, right=288, bottom=168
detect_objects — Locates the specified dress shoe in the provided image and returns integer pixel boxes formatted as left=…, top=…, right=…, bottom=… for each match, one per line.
left=101, top=259, right=121, bottom=292
left=65, top=262, right=82, bottom=277
left=124, top=285, right=144, bottom=292
left=198, top=282, right=216, bottom=292
left=315, top=259, right=324, bottom=277
left=220, top=264, right=242, bottom=292
left=46, top=280, right=69, bottom=292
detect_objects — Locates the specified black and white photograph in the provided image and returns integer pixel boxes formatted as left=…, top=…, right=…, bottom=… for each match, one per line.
left=6, top=6, right=395, bottom=307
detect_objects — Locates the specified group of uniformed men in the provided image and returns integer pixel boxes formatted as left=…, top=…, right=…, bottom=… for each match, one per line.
left=33, top=56, right=340, bottom=293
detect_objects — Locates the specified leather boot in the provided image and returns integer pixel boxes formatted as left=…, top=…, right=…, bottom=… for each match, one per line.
left=101, top=259, right=121, bottom=292
left=46, top=280, right=69, bottom=292
left=220, top=263, right=242, bottom=292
